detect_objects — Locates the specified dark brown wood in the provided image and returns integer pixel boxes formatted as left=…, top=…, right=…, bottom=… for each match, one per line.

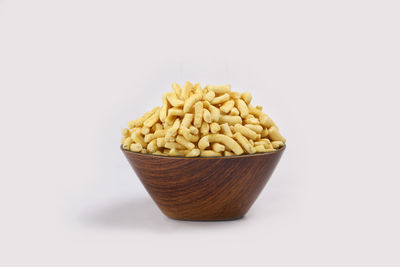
left=121, top=146, right=285, bottom=221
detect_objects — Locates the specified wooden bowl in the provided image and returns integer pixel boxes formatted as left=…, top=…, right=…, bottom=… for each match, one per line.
left=121, top=146, right=285, bottom=221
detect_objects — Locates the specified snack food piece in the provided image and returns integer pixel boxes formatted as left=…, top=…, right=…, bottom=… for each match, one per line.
left=121, top=82, right=285, bottom=157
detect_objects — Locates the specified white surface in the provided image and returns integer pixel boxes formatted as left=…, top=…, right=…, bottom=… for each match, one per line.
left=1, top=0, right=399, bottom=266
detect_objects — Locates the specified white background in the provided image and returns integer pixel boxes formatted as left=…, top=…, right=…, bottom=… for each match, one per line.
left=1, top=0, right=399, bottom=266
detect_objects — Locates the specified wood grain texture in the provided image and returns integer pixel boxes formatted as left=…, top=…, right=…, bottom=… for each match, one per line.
left=121, top=146, right=285, bottom=221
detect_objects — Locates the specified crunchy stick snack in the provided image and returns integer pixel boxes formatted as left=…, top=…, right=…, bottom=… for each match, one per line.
left=121, top=82, right=285, bottom=157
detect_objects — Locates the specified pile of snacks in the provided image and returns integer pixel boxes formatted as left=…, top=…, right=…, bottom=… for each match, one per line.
left=121, top=82, right=286, bottom=157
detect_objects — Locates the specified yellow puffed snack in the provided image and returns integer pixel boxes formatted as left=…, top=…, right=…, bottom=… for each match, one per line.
left=193, top=101, right=203, bottom=128
left=121, top=82, right=285, bottom=156
left=147, top=139, right=157, bottom=153
left=272, top=140, right=285, bottom=149
left=203, top=109, right=212, bottom=123
left=210, top=122, right=221, bottom=134
left=206, top=134, right=244, bottom=155
left=167, top=92, right=184, bottom=107
left=206, top=84, right=231, bottom=94
left=240, top=92, right=252, bottom=105
left=122, top=137, right=133, bottom=150
left=234, top=124, right=260, bottom=140
left=132, top=130, right=146, bottom=147
left=165, top=118, right=180, bottom=141
left=235, top=99, right=249, bottom=118
left=180, top=127, right=199, bottom=142
left=233, top=132, right=255, bottom=154
left=185, top=148, right=200, bottom=157
left=220, top=123, right=233, bottom=137
left=121, top=128, right=130, bottom=137
left=156, top=137, right=166, bottom=148
left=244, top=117, right=259, bottom=125
left=211, top=93, right=230, bottom=105
left=128, top=108, right=155, bottom=128
left=212, top=143, right=225, bottom=152
left=183, top=93, right=202, bottom=113
left=224, top=151, right=234, bottom=156
left=181, top=81, right=192, bottom=100
left=200, top=150, right=222, bottom=157
left=141, top=127, right=150, bottom=135
left=143, top=108, right=161, bottom=128
left=245, top=124, right=263, bottom=134
left=219, top=115, right=242, bottom=125
left=180, top=113, right=193, bottom=130
left=261, top=128, right=269, bottom=138
left=230, top=107, right=240, bottom=116
left=200, top=121, right=210, bottom=135
left=169, top=148, right=185, bottom=157
left=269, top=126, right=286, bottom=142
left=208, top=104, right=221, bottom=122
left=255, top=144, right=267, bottom=153
left=165, top=142, right=186, bottom=150
left=160, top=93, right=169, bottom=122
left=204, top=91, right=215, bottom=102
left=220, top=100, right=235, bottom=114
left=176, top=135, right=195, bottom=150
left=189, top=126, right=199, bottom=135
left=130, top=143, right=142, bottom=152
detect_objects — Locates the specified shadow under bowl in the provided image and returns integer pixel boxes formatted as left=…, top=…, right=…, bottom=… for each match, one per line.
left=121, top=145, right=285, bottom=221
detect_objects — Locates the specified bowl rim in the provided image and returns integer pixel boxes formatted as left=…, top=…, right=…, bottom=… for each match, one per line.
left=121, top=144, right=286, bottom=159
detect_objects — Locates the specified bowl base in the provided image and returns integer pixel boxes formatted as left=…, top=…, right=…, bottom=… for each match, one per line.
left=166, top=215, right=245, bottom=222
